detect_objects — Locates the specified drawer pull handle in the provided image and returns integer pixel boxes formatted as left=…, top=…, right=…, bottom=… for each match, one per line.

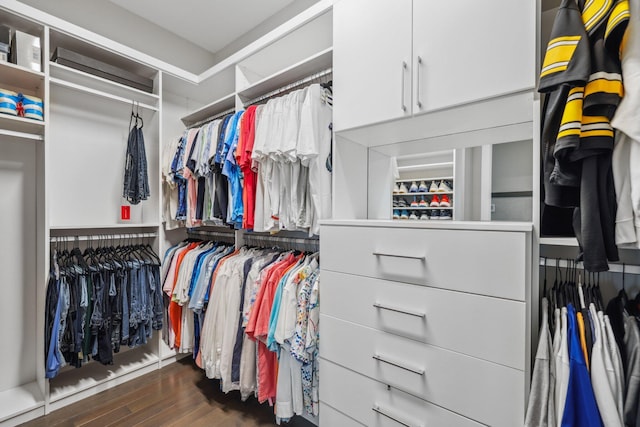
left=401, top=61, right=407, bottom=112
left=373, top=302, right=426, bottom=318
left=372, top=405, right=419, bottom=427
left=372, top=252, right=426, bottom=261
left=372, top=354, right=425, bottom=376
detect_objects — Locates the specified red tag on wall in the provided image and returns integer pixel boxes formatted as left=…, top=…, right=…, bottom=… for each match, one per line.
left=121, top=205, right=131, bottom=220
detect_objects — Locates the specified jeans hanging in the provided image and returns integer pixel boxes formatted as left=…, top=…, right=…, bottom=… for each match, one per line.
left=123, top=113, right=150, bottom=205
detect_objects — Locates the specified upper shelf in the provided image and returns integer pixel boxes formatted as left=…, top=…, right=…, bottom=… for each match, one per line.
left=49, top=62, right=159, bottom=106
left=0, top=114, right=45, bottom=140
left=237, top=47, right=333, bottom=102
left=0, top=61, right=45, bottom=96
left=180, top=93, right=236, bottom=127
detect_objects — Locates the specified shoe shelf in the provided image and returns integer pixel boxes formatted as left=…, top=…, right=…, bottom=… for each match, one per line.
left=393, top=174, right=454, bottom=220
left=399, top=207, right=453, bottom=210
left=395, top=176, right=453, bottom=182
left=394, top=191, right=454, bottom=196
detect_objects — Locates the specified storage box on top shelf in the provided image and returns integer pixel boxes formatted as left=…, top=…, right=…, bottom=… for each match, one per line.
left=10, top=29, right=41, bottom=71
left=0, top=24, right=10, bottom=62
left=0, top=43, right=9, bottom=62
left=51, top=47, right=154, bottom=93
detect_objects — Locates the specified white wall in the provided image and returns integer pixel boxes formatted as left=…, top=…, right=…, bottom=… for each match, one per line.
left=18, top=0, right=216, bottom=73
left=212, top=0, right=320, bottom=64
left=0, top=136, right=37, bottom=391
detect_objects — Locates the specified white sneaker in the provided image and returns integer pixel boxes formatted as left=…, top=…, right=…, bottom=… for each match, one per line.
left=419, top=212, right=429, bottom=220
left=428, top=181, right=439, bottom=193
left=438, top=180, right=453, bottom=192
left=399, top=183, right=409, bottom=194
left=409, top=212, right=418, bottom=220
left=393, top=183, right=400, bottom=194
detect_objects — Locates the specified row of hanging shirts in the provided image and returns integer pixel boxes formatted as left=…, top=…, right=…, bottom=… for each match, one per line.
left=161, top=81, right=333, bottom=237
left=526, top=260, right=640, bottom=427
left=45, top=236, right=163, bottom=379
left=161, top=237, right=320, bottom=423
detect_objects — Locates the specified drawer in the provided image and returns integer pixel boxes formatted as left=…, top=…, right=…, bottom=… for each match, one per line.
left=320, top=359, right=483, bottom=427
left=319, top=403, right=364, bottom=427
left=321, top=270, right=526, bottom=370
left=321, top=225, right=527, bottom=300
left=320, top=315, right=524, bottom=427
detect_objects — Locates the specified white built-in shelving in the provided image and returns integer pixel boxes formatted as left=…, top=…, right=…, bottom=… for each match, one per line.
left=180, top=92, right=235, bottom=126
left=237, top=47, right=332, bottom=102
left=0, top=0, right=333, bottom=425
left=0, top=60, right=45, bottom=93
left=0, top=114, right=44, bottom=139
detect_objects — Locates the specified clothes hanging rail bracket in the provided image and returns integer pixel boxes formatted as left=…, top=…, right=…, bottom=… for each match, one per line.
left=245, top=67, right=332, bottom=107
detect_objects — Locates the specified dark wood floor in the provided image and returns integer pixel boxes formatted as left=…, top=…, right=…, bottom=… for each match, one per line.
left=22, top=359, right=316, bottom=427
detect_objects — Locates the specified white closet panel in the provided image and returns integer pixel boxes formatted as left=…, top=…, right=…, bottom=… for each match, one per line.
left=48, top=87, right=160, bottom=228
left=0, top=137, right=37, bottom=392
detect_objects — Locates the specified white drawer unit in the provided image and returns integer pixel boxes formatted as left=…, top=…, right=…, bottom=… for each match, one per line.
left=320, top=315, right=525, bottom=427
left=319, top=221, right=532, bottom=427
left=321, top=224, right=527, bottom=301
left=321, top=270, right=526, bottom=370
left=320, top=358, right=484, bottom=427
left=319, top=403, right=364, bottom=427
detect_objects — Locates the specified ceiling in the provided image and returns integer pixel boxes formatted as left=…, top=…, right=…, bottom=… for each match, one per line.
left=17, top=0, right=321, bottom=73
left=109, top=0, right=306, bottom=54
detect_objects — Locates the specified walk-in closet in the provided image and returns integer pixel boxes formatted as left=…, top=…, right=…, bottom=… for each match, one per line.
left=0, top=0, right=636, bottom=425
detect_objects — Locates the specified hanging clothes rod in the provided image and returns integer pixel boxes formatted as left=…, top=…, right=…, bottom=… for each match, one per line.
left=245, top=67, right=332, bottom=106
left=187, top=106, right=237, bottom=130
left=50, top=232, right=157, bottom=243
left=186, top=229, right=236, bottom=241
left=540, top=257, right=640, bottom=275
left=49, top=77, right=159, bottom=112
left=243, top=233, right=319, bottom=251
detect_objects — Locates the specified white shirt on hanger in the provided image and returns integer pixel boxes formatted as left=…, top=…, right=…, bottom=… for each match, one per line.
left=590, top=304, right=624, bottom=427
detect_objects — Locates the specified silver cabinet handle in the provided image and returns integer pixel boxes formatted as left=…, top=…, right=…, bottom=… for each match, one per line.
left=372, top=251, right=425, bottom=260
left=372, top=405, right=420, bottom=427
left=373, top=354, right=425, bottom=375
left=373, top=302, right=426, bottom=318
left=416, top=56, right=423, bottom=109
left=401, top=61, right=407, bottom=112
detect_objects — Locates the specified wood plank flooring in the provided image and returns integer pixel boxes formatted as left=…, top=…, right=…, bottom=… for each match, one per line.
left=22, top=359, right=316, bottom=427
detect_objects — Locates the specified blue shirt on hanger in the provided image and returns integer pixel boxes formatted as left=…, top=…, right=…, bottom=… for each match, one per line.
left=562, top=303, right=603, bottom=427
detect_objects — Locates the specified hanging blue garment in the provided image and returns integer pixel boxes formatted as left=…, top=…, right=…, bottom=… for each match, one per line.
left=562, top=303, right=604, bottom=427
left=45, top=275, right=64, bottom=379
left=222, top=110, right=245, bottom=229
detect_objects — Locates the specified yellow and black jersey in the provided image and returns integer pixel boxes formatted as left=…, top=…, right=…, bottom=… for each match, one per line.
left=540, top=0, right=591, bottom=92
left=545, top=0, right=629, bottom=154
left=540, top=0, right=630, bottom=271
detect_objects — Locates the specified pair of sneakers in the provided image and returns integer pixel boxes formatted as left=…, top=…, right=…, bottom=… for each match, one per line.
left=393, top=209, right=422, bottom=220
left=430, top=209, right=452, bottom=220
left=408, top=181, right=430, bottom=193
left=429, top=194, right=451, bottom=207
left=409, top=197, right=429, bottom=208
left=393, top=198, right=409, bottom=208
left=430, top=180, right=452, bottom=193
left=393, top=183, right=409, bottom=194
left=393, top=209, right=411, bottom=220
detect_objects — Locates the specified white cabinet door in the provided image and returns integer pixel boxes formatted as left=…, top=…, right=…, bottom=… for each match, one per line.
left=412, top=0, right=536, bottom=113
left=333, top=0, right=412, bottom=131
